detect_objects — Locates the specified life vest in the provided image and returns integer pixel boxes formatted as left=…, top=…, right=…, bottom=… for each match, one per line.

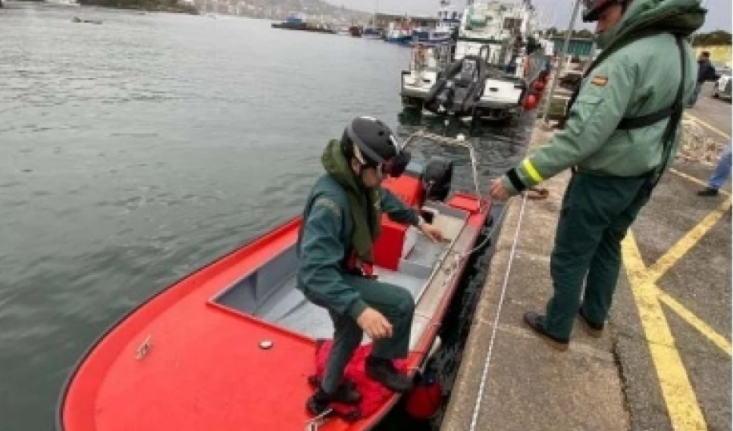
left=308, top=339, right=407, bottom=422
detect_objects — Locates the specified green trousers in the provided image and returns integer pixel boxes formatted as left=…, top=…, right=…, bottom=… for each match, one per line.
left=543, top=172, right=651, bottom=340
left=321, top=274, right=414, bottom=394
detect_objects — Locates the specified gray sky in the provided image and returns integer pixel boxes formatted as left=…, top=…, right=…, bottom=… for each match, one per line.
left=328, top=0, right=731, bottom=32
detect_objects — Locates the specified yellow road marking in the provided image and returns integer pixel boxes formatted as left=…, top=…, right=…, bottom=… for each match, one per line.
left=622, top=232, right=707, bottom=430
left=638, top=198, right=731, bottom=287
left=650, top=197, right=731, bottom=283
left=670, top=168, right=731, bottom=196
left=684, top=112, right=731, bottom=139
left=657, top=289, right=732, bottom=356
left=632, top=197, right=732, bottom=356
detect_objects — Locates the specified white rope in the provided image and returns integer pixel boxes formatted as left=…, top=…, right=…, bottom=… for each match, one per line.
left=468, top=192, right=529, bottom=431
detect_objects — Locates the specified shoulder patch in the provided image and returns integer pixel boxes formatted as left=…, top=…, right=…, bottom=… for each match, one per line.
left=591, top=76, right=608, bottom=86
left=312, top=196, right=342, bottom=218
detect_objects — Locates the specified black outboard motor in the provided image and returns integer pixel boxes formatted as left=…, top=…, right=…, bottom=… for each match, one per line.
left=424, top=55, right=489, bottom=117
left=423, top=156, right=454, bottom=202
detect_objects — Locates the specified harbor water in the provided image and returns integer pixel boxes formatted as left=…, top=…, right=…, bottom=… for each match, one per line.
left=0, top=3, right=532, bottom=429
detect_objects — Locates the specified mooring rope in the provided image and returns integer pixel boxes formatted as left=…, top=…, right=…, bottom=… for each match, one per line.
left=468, top=191, right=529, bottom=431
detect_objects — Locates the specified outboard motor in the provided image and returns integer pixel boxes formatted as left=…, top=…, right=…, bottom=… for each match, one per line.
left=424, top=55, right=488, bottom=117
left=423, top=156, right=454, bottom=202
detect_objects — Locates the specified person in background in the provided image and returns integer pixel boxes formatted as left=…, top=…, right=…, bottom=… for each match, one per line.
left=688, top=51, right=717, bottom=108
left=698, top=140, right=732, bottom=197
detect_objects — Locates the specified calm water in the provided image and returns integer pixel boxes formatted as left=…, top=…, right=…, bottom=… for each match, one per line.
left=0, top=3, right=531, bottom=429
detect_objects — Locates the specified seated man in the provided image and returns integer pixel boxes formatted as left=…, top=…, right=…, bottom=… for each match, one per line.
left=296, top=116, right=443, bottom=415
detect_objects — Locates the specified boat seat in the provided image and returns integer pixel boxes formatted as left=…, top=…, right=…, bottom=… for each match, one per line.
left=454, top=60, right=478, bottom=88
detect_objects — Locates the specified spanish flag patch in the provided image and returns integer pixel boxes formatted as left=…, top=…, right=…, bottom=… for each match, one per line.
left=591, top=76, right=608, bottom=86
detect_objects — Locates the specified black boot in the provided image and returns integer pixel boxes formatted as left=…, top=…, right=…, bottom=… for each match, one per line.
left=697, top=187, right=719, bottom=197
left=331, top=380, right=362, bottom=404
left=523, top=311, right=569, bottom=351
left=306, top=388, right=332, bottom=416
left=365, top=356, right=413, bottom=393
left=305, top=382, right=361, bottom=416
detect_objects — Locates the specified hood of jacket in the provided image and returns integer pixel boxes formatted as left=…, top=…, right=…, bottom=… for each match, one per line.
left=594, top=0, right=706, bottom=50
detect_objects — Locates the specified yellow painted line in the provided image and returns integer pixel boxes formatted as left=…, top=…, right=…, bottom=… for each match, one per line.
left=622, top=232, right=707, bottom=430
left=642, top=198, right=731, bottom=286
left=684, top=112, right=731, bottom=139
left=656, top=289, right=732, bottom=356
left=670, top=168, right=731, bottom=196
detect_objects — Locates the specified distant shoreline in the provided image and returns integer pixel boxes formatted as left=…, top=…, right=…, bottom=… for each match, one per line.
left=7, top=0, right=199, bottom=14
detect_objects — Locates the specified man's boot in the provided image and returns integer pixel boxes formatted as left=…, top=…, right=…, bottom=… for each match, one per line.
left=697, top=187, right=719, bottom=197
left=306, top=381, right=361, bottom=416
left=331, top=380, right=362, bottom=404
left=365, top=356, right=413, bottom=393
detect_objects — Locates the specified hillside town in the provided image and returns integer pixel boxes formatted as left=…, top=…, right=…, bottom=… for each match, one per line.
left=183, top=0, right=371, bottom=23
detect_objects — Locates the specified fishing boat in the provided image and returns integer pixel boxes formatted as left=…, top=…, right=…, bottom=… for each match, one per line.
left=412, top=27, right=453, bottom=47
left=271, top=13, right=336, bottom=34
left=411, top=0, right=461, bottom=47
left=400, top=0, right=549, bottom=124
left=385, top=27, right=413, bottom=46
left=56, top=131, right=493, bottom=431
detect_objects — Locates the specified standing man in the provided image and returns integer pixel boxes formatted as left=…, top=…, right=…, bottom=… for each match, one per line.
left=490, top=0, right=705, bottom=351
left=688, top=51, right=717, bottom=108
left=297, top=116, right=443, bottom=414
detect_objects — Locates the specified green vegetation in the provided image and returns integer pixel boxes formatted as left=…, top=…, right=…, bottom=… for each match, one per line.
left=691, top=30, right=732, bottom=46
left=544, top=28, right=594, bottom=39
left=542, top=29, right=731, bottom=47
left=79, top=0, right=198, bottom=14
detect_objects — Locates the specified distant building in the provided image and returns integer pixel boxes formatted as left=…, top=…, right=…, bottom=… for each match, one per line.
left=373, top=12, right=439, bottom=29
left=549, top=37, right=596, bottom=60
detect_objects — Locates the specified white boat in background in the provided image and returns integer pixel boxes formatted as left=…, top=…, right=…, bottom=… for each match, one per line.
left=400, top=0, right=550, bottom=124
left=46, top=0, right=80, bottom=6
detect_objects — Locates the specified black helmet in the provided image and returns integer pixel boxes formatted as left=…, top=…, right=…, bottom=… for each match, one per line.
left=581, top=0, right=627, bottom=22
left=341, top=116, right=411, bottom=177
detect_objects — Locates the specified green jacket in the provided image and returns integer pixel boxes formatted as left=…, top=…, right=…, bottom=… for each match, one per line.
left=502, top=0, right=705, bottom=194
left=296, top=173, right=420, bottom=320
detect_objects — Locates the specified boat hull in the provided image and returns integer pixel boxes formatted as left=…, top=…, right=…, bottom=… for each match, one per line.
left=57, top=170, right=490, bottom=431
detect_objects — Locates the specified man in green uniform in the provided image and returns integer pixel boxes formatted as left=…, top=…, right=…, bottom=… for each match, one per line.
left=297, top=116, right=443, bottom=414
left=490, top=0, right=705, bottom=350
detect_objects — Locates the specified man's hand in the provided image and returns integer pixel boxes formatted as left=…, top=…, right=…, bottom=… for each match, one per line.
left=490, top=177, right=511, bottom=201
left=418, top=219, right=444, bottom=243
left=356, top=307, right=393, bottom=340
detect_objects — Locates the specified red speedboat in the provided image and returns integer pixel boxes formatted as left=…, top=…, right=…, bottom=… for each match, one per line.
left=57, top=132, right=492, bottom=431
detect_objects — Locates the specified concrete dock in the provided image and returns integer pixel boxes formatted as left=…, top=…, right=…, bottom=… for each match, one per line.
left=440, top=83, right=731, bottom=431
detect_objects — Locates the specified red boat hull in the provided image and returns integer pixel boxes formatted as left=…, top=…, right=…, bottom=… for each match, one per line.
left=57, top=172, right=490, bottom=431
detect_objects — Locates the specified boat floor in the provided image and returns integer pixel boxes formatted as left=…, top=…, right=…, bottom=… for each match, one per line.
left=214, top=227, right=446, bottom=344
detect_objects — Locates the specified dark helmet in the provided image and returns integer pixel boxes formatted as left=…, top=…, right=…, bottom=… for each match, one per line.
left=581, top=0, right=628, bottom=22
left=341, top=116, right=411, bottom=177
